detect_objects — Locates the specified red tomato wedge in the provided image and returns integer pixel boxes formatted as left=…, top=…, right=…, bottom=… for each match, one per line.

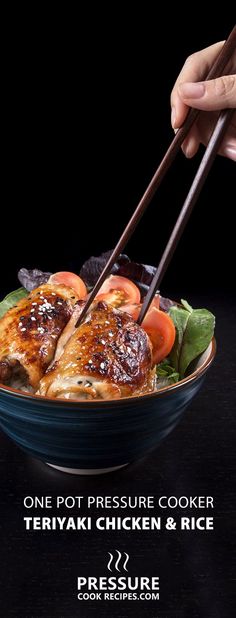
left=141, top=307, right=176, bottom=365
left=150, top=295, right=160, bottom=310
left=119, top=295, right=160, bottom=320
left=119, top=303, right=141, bottom=321
left=96, top=275, right=141, bottom=305
left=48, top=272, right=87, bottom=298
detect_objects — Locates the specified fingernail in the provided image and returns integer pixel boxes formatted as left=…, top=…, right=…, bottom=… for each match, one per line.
left=182, top=143, right=191, bottom=158
left=171, top=106, right=176, bottom=128
left=185, top=144, right=192, bottom=158
left=224, top=145, right=236, bottom=162
left=179, top=82, right=205, bottom=99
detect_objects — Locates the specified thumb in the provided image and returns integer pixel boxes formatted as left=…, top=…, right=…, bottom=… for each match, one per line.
left=178, top=75, right=236, bottom=111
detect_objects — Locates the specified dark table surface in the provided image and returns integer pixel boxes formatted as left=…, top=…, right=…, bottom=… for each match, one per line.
left=1, top=295, right=235, bottom=618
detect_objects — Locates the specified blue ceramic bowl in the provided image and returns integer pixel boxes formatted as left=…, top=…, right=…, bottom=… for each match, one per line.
left=0, top=340, right=215, bottom=474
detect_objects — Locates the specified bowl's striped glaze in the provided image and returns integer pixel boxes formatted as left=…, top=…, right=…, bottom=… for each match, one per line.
left=0, top=340, right=215, bottom=472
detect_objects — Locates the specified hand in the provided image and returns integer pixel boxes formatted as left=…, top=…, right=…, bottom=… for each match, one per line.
left=171, top=42, right=236, bottom=162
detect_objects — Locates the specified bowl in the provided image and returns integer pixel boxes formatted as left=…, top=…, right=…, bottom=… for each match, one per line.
left=0, top=339, right=215, bottom=475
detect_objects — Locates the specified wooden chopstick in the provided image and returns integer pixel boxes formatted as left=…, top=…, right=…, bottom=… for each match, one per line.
left=75, top=26, right=236, bottom=328
left=138, top=108, right=234, bottom=324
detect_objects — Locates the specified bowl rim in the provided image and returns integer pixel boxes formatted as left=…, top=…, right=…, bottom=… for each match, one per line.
left=0, top=337, right=216, bottom=406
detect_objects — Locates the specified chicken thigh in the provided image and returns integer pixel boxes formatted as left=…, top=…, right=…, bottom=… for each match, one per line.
left=0, top=283, right=79, bottom=391
left=38, top=301, right=154, bottom=399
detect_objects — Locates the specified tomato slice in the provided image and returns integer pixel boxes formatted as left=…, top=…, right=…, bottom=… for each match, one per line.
left=96, top=289, right=128, bottom=308
left=149, top=295, right=160, bottom=310
left=48, top=272, right=87, bottom=299
left=119, top=295, right=160, bottom=320
left=96, top=275, right=141, bottom=305
left=119, top=297, right=175, bottom=364
left=141, top=307, right=176, bottom=365
left=119, top=303, right=141, bottom=320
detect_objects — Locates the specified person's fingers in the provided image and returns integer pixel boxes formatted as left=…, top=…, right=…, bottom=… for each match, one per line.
left=171, top=42, right=225, bottom=128
left=181, top=125, right=200, bottom=158
left=221, top=142, right=236, bottom=161
left=181, top=112, right=236, bottom=161
left=178, top=74, right=236, bottom=111
left=171, top=92, right=189, bottom=131
left=171, top=40, right=236, bottom=161
left=197, top=112, right=236, bottom=161
left=222, top=144, right=236, bottom=161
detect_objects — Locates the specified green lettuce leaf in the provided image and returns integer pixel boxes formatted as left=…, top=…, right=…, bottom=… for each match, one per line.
left=169, top=300, right=215, bottom=378
left=0, top=288, right=28, bottom=318
left=156, top=359, right=179, bottom=385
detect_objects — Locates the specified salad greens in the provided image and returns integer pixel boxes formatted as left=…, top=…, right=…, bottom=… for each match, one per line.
left=18, top=268, right=52, bottom=291
left=156, top=359, right=179, bottom=385
left=169, top=300, right=215, bottom=378
left=1, top=257, right=215, bottom=388
left=79, top=250, right=177, bottom=308
left=0, top=288, right=28, bottom=319
left=80, top=249, right=156, bottom=289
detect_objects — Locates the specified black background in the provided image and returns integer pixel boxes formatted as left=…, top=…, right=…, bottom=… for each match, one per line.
left=2, top=13, right=235, bottom=298
left=1, top=12, right=236, bottom=618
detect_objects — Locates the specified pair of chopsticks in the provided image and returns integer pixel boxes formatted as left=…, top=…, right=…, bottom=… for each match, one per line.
left=76, top=25, right=236, bottom=328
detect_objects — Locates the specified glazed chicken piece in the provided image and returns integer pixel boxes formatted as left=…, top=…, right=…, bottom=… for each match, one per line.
left=0, top=284, right=79, bottom=391
left=38, top=301, right=155, bottom=399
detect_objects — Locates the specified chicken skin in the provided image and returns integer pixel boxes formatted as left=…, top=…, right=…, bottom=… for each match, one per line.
left=0, top=284, right=79, bottom=390
left=38, top=301, right=154, bottom=400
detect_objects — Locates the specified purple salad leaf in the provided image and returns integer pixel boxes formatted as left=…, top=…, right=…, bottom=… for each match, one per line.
left=18, top=268, right=52, bottom=292
left=117, top=261, right=156, bottom=285
left=79, top=250, right=178, bottom=306
left=159, top=296, right=177, bottom=312
left=79, top=250, right=130, bottom=287
left=80, top=250, right=156, bottom=289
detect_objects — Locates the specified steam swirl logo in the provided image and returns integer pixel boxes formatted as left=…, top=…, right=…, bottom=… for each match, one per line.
left=107, top=550, right=129, bottom=572
left=77, top=551, right=160, bottom=602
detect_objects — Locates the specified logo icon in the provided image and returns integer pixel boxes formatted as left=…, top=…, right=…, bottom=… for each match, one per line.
left=107, top=550, right=129, bottom=572
left=77, top=551, right=160, bottom=602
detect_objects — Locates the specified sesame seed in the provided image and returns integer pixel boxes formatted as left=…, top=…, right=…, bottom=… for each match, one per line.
left=105, top=320, right=110, bottom=324
left=101, top=339, right=106, bottom=345
left=48, top=316, right=52, bottom=320
left=108, top=332, right=113, bottom=337
left=21, top=327, right=26, bottom=332
left=32, top=302, right=37, bottom=306
left=38, top=312, right=43, bottom=315
left=30, top=309, right=35, bottom=313
left=88, top=359, right=93, bottom=364
left=19, top=322, right=23, bottom=326
left=31, top=317, right=36, bottom=321
left=100, top=362, right=105, bottom=369
left=57, top=301, right=63, bottom=305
